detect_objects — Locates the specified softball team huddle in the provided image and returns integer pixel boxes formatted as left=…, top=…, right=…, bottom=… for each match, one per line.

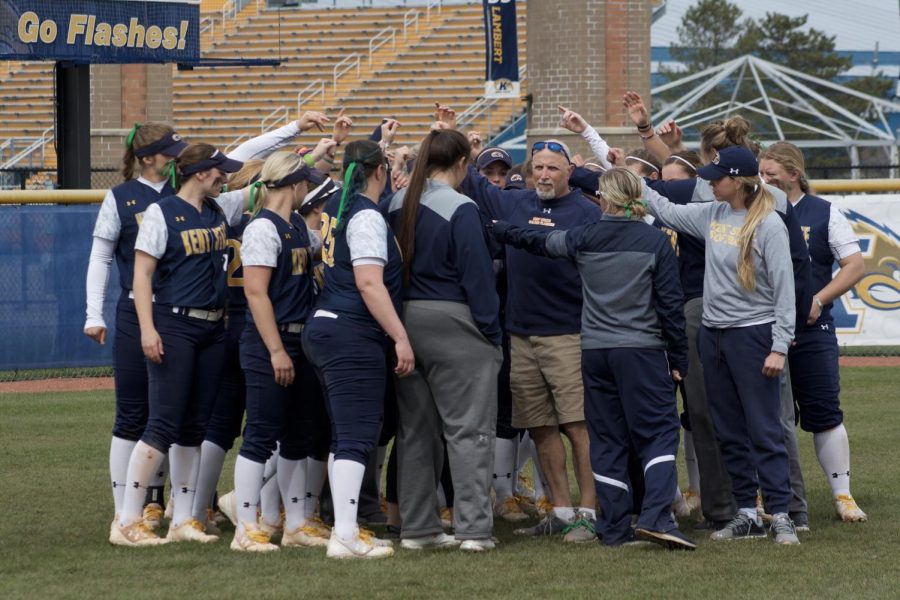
left=85, top=93, right=867, bottom=558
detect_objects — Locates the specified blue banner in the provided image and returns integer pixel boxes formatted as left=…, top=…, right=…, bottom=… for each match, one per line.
left=0, top=205, right=117, bottom=370
left=482, top=0, right=519, bottom=99
left=0, top=0, right=199, bottom=64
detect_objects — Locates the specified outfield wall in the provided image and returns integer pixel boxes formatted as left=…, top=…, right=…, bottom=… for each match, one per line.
left=0, top=193, right=897, bottom=371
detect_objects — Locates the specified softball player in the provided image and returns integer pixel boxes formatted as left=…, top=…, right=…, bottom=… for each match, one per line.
left=759, top=142, right=867, bottom=522
left=111, top=143, right=247, bottom=546
left=644, top=146, right=800, bottom=545
left=303, top=139, right=410, bottom=560
left=230, top=152, right=321, bottom=552
left=85, top=123, right=187, bottom=539
left=494, top=167, right=694, bottom=550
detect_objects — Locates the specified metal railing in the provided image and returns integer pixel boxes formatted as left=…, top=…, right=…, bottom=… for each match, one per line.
left=403, top=10, right=419, bottom=39
left=458, top=65, right=527, bottom=130
left=368, top=26, right=396, bottom=66
left=0, top=127, right=54, bottom=170
left=297, top=80, right=326, bottom=115
left=199, top=16, right=216, bottom=46
left=260, top=106, right=290, bottom=133
left=426, top=0, right=442, bottom=21
left=333, top=53, right=361, bottom=94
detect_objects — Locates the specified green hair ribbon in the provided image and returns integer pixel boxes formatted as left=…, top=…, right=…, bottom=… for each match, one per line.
left=333, top=161, right=357, bottom=232
left=624, top=199, right=648, bottom=219
left=248, top=180, right=265, bottom=214
left=163, top=159, right=177, bottom=188
left=125, top=122, right=141, bottom=150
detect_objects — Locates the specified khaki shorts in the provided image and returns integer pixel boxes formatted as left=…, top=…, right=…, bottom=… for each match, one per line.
left=509, top=333, right=584, bottom=428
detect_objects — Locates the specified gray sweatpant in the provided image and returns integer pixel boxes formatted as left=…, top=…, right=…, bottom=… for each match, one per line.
left=396, top=300, right=502, bottom=540
left=780, top=364, right=808, bottom=518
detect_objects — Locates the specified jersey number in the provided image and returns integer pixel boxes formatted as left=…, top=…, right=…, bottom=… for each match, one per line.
left=319, top=213, right=337, bottom=268
left=225, top=238, right=244, bottom=287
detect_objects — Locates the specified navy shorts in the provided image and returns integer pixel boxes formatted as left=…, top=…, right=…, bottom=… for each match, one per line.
left=788, top=322, right=843, bottom=433
left=111, top=294, right=149, bottom=441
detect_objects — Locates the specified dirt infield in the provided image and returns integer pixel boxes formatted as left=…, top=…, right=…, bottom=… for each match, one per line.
left=0, top=358, right=897, bottom=394
left=0, top=377, right=114, bottom=394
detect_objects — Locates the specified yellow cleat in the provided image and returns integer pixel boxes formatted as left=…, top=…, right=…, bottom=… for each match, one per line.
left=110, top=520, right=167, bottom=547
left=360, top=526, right=393, bottom=547
left=834, top=494, right=867, bottom=522
left=495, top=496, right=530, bottom=522
left=535, top=496, right=554, bottom=517
left=231, top=527, right=279, bottom=552
left=142, top=503, right=165, bottom=530
left=305, top=516, right=332, bottom=538
left=166, top=518, right=219, bottom=543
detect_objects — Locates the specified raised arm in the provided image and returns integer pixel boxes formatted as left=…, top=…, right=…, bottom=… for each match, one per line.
left=622, top=91, right=671, bottom=164
left=558, top=105, right=613, bottom=170
left=460, top=165, right=522, bottom=221
left=642, top=181, right=711, bottom=239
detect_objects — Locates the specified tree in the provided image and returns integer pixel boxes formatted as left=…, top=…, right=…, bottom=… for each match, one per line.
left=667, top=0, right=745, bottom=73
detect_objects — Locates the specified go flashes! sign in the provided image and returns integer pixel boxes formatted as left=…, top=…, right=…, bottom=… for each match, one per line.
left=0, top=0, right=199, bottom=63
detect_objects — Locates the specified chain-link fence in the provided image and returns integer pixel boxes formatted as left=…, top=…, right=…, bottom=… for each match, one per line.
left=0, top=168, right=122, bottom=191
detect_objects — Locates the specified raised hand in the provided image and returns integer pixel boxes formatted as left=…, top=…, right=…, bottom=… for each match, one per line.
left=331, top=108, right=353, bottom=145
left=310, top=138, right=338, bottom=162
left=381, top=118, right=400, bottom=145
left=467, top=131, right=483, bottom=160
left=622, top=91, right=651, bottom=130
left=558, top=105, right=589, bottom=134
left=433, top=102, right=457, bottom=130
left=607, top=147, right=626, bottom=167
left=296, top=110, right=330, bottom=132
left=657, top=119, right=683, bottom=149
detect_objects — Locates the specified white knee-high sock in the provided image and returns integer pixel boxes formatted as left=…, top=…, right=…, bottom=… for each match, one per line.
left=305, top=458, right=327, bottom=518
left=259, top=453, right=281, bottom=526
left=684, top=431, right=701, bottom=492
left=493, top=437, right=516, bottom=501
left=169, top=444, right=201, bottom=527
left=814, top=424, right=852, bottom=497
left=191, top=440, right=227, bottom=522
left=375, top=444, right=388, bottom=498
left=331, top=459, right=365, bottom=540
left=110, top=437, right=137, bottom=517
left=278, top=455, right=307, bottom=531
left=119, top=441, right=166, bottom=526
left=234, top=455, right=266, bottom=535
left=530, top=439, right=550, bottom=500
left=145, top=453, right=169, bottom=507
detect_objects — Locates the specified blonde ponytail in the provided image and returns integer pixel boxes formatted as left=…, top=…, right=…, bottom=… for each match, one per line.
left=736, top=178, right=775, bottom=291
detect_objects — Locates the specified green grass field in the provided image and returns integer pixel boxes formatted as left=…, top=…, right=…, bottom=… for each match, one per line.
left=2, top=367, right=898, bottom=599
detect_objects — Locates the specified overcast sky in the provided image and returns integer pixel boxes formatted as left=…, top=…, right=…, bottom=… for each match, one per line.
left=652, top=0, right=900, bottom=52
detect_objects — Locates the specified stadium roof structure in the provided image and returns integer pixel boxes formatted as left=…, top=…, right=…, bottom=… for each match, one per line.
left=651, top=54, right=900, bottom=163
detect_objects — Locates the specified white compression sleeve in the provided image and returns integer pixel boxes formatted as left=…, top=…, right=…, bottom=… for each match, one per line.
left=85, top=236, right=116, bottom=330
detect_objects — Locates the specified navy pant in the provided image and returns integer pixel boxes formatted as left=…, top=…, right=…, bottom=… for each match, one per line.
left=789, top=323, right=843, bottom=433
left=583, top=348, right=680, bottom=546
left=141, top=306, right=226, bottom=452
left=204, top=312, right=247, bottom=451
left=111, top=295, right=150, bottom=441
left=700, top=323, right=792, bottom=514
left=238, top=323, right=311, bottom=463
left=303, top=315, right=388, bottom=465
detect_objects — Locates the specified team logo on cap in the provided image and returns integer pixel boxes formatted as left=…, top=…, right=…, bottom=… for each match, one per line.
left=491, top=151, right=505, bottom=159
left=510, top=174, right=523, bottom=182
left=172, top=134, right=182, bottom=141
left=712, top=152, right=720, bottom=165
left=730, top=168, right=739, bottom=175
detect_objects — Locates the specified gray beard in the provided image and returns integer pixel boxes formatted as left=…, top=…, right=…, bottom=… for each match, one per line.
left=536, top=188, right=556, bottom=200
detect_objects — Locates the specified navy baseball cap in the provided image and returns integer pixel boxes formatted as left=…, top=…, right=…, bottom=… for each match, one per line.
left=697, top=146, right=759, bottom=180
left=569, top=166, right=601, bottom=198
left=504, top=172, right=526, bottom=190
left=180, top=150, right=243, bottom=176
left=134, top=132, right=188, bottom=158
left=476, top=147, right=513, bottom=170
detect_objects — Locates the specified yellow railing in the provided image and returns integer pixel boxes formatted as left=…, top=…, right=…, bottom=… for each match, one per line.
left=1, top=179, right=898, bottom=204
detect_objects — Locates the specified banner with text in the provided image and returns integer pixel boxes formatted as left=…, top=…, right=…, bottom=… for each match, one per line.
left=0, top=0, right=199, bottom=64
left=824, top=194, right=899, bottom=347
left=482, top=0, right=519, bottom=99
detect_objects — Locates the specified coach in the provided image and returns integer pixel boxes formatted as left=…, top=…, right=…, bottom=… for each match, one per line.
left=461, top=139, right=601, bottom=541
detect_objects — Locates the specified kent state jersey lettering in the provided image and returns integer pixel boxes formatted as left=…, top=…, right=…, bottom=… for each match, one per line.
left=112, top=179, right=175, bottom=291
left=244, top=210, right=316, bottom=325
left=153, top=196, right=230, bottom=309
left=792, top=194, right=839, bottom=325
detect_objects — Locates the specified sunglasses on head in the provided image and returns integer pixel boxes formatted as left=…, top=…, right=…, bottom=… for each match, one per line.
left=532, top=141, right=571, bottom=162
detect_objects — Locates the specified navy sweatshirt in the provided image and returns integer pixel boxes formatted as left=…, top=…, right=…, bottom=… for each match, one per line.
left=493, top=215, right=688, bottom=376
left=388, top=180, right=501, bottom=345
left=461, top=166, right=603, bottom=336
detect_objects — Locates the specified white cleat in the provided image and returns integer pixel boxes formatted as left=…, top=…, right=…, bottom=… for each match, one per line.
left=834, top=494, right=868, bottom=522
left=110, top=520, right=168, bottom=547
left=231, top=528, right=279, bottom=552
left=166, top=518, right=219, bottom=543
left=400, top=532, right=460, bottom=550
left=460, top=538, right=496, bottom=553
left=326, top=529, right=394, bottom=560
